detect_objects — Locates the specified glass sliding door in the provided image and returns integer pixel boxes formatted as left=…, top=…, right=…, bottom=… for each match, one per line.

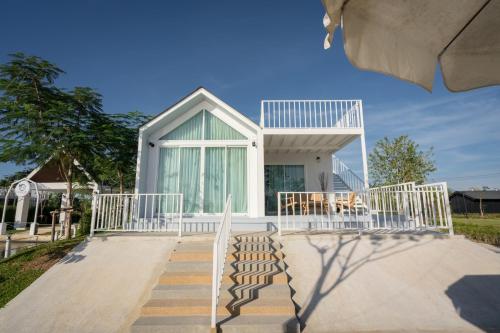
left=227, top=147, right=247, bottom=213
left=157, top=148, right=180, bottom=213
left=264, top=165, right=305, bottom=215
left=265, top=165, right=284, bottom=215
left=158, top=146, right=247, bottom=214
left=158, top=147, right=201, bottom=214
left=204, top=147, right=226, bottom=213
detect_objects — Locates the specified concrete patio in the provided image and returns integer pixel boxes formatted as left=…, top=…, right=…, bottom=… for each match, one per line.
left=1, top=231, right=499, bottom=333
left=282, top=231, right=500, bottom=332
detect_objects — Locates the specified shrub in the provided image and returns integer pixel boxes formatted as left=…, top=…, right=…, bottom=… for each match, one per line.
left=453, top=222, right=500, bottom=247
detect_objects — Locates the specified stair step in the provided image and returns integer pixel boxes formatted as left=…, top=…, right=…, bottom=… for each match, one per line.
left=230, top=251, right=284, bottom=261
left=163, top=259, right=282, bottom=275
left=151, top=284, right=293, bottom=301
left=158, top=271, right=215, bottom=285
left=141, top=298, right=295, bottom=317
left=219, top=315, right=299, bottom=333
left=170, top=251, right=212, bottom=262
left=164, top=261, right=212, bottom=273
left=226, top=272, right=289, bottom=285
left=131, top=316, right=210, bottom=333
left=231, top=243, right=280, bottom=252
left=158, top=270, right=288, bottom=286
left=140, top=299, right=214, bottom=316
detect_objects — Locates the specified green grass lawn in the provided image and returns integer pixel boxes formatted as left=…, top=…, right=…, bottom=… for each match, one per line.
left=452, top=214, right=500, bottom=247
left=0, top=237, right=84, bottom=308
left=453, top=214, right=500, bottom=229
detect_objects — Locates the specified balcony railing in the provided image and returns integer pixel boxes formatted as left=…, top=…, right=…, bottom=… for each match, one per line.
left=260, top=100, right=363, bottom=129
left=276, top=182, right=453, bottom=235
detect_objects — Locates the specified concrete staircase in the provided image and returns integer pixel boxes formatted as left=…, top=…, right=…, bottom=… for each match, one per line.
left=130, top=233, right=298, bottom=333
left=332, top=173, right=351, bottom=192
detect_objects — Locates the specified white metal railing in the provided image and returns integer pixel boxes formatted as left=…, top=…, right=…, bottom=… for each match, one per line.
left=369, top=182, right=453, bottom=232
left=277, top=182, right=453, bottom=235
left=211, top=195, right=232, bottom=329
left=415, top=182, right=453, bottom=234
left=260, top=99, right=363, bottom=129
left=332, top=155, right=365, bottom=192
left=368, top=182, right=418, bottom=230
left=91, top=193, right=184, bottom=236
left=277, top=191, right=370, bottom=235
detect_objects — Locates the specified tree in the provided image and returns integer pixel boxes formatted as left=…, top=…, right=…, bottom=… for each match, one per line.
left=368, top=135, right=436, bottom=186
left=0, top=53, right=103, bottom=239
left=94, top=111, right=149, bottom=193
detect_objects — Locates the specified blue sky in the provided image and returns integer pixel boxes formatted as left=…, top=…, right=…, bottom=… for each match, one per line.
left=1, top=0, right=499, bottom=189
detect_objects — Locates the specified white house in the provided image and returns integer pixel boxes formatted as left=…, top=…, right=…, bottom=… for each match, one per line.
left=134, top=87, right=368, bottom=220
left=91, top=87, right=451, bottom=235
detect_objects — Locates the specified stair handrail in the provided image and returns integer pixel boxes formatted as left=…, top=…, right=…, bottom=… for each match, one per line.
left=211, top=195, right=232, bottom=329
left=332, top=155, right=365, bottom=192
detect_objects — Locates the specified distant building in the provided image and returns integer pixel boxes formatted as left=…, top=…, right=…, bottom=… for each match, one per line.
left=449, top=190, right=500, bottom=214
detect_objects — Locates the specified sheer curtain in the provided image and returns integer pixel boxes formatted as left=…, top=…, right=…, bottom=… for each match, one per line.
left=227, top=147, right=247, bottom=213
left=179, top=147, right=201, bottom=213
left=204, top=112, right=246, bottom=140
left=204, top=147, right=225, bottom=213
left=157, top=148, right=180, bottom=213
left=161, top=112, right=203, bottom=140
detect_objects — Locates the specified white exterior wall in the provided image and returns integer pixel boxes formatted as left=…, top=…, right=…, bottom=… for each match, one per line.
left=264, top=151, right=334, bottom=192
left=135, top=91, right=262, bottom=218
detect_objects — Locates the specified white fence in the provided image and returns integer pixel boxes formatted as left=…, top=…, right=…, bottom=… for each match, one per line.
left=277, top=182, right=453, bottom=235
left=277, top=191, right=371, bottom=235
left=332, top=155, right=365, bottom=192
left=91, top=193, right=184, bottom=236
left=369, top=182, right=452, bottom=232
left=211, top=195, right=232, bottom=329
left=260, top=100, right=363, bottom=129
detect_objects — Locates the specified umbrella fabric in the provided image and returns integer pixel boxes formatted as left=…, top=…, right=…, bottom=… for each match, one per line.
left=322, top=0, right=500, bottom=92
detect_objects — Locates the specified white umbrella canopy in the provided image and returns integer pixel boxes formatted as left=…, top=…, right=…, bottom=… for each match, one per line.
left=322, top=0, right=500, bottom=92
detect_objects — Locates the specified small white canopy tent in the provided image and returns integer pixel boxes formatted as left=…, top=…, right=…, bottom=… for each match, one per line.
left=322, top=0, right=500, bottom=92
left=0, top=158, right=98, bottom=236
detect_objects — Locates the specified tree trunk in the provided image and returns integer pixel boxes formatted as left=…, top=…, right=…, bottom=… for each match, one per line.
left=118, top=170, right=124, bottom=194
left=64, top=163, right=73, bottom=240
left=479, top=197, right=484, bottom=218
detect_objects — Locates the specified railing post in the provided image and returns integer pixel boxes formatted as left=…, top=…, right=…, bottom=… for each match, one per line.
left=277, top=192, right=282, bottom=236
left=90, top=191, right=98, bottom=238
left=211, top=240, right=218, bottom=329
left=178, top=194, right=183, bottom=237
left=4, top=235, right=11, bottom=258
left=442, top=183, right=454, bottom=236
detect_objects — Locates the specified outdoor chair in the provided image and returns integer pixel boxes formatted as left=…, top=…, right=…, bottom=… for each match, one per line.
left=302, top=193, right=330, bottom=215
left=336, top=192, right=356, bottom=212
left=283, top=193, right=300, bottom=215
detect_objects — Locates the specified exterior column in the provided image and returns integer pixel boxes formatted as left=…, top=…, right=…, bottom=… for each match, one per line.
left=360, top=133, right=369, bottom=189
left=14, top=195, right=30, bottom=229
left=256, top=132, right=265, bottom=217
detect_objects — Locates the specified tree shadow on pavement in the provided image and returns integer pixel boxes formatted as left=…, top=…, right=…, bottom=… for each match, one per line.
left=297, top=232, right=439, bottom=331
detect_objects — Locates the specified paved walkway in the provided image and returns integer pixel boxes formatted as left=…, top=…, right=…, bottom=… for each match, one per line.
left=0, top=233, right=180, bottom=333
left=282, top=232, right=500, bottom=332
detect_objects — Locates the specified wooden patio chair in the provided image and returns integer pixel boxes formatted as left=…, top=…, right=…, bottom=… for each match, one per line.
left=336, top=192, right=356, bottom=212
left=283, top=193, right=300, bottom=215
left=302, top=193, right=329, bottom=215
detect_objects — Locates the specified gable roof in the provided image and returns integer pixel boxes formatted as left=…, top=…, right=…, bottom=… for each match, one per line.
left=450, top=190, right=500, bottom=201
left=140, top=86, right=259, bottom=132
left=26, top=157, right=96, bottom=185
